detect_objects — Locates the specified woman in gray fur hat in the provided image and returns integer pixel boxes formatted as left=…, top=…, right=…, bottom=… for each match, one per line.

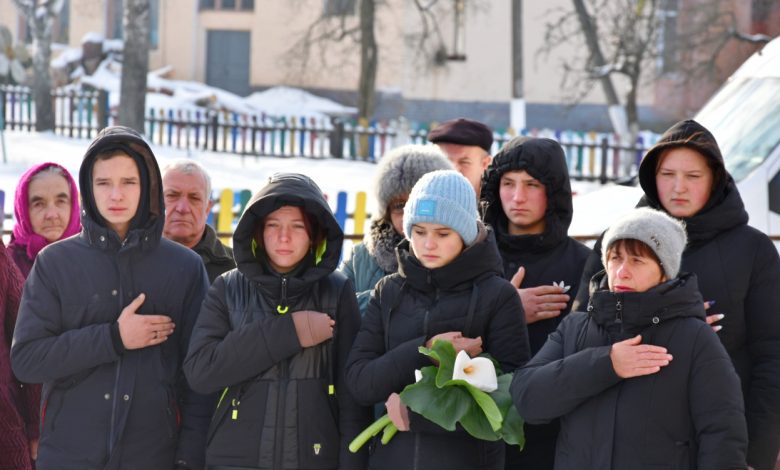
left=339, top=144, right=452, bottom=315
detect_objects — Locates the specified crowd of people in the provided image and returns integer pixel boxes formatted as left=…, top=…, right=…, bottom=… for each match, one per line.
left=0, top=117, right=777, bottom=470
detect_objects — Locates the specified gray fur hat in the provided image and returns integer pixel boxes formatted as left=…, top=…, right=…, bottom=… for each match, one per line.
left=373, top=144, right=453, bottom=221
left=601, top=208, right=687, bottom=279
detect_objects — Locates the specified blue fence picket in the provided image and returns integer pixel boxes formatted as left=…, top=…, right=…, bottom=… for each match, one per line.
left=333, top=191, right=349, bottom=232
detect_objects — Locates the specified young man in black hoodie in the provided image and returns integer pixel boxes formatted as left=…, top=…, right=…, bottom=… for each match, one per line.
left=481, top=136, right=591, bottom=469
left=11, top=126, right=211, bottom=470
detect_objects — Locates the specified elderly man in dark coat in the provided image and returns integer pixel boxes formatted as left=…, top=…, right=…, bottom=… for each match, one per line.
left=162, top=159, right=235, bottom=283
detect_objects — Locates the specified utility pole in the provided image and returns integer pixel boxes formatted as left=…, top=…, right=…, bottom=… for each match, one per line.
left=510, top=0, right=525, bottom=131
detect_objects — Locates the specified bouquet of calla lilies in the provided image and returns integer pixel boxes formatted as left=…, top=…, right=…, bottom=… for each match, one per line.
left=349, top=340, right=525, bottom=453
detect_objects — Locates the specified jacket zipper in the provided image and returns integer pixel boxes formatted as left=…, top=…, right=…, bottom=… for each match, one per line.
left=109, top=246, right=127, bottom=456
left=277, top=277, right=289, bottom=314
left=615, top=299, right=623, bottom=324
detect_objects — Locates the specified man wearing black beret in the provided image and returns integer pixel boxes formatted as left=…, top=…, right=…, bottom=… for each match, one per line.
left=427, top=118, right=493, bottom=198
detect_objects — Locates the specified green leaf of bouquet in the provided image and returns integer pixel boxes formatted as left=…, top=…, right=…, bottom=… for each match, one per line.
left=459, top=399, right=501, bottom=441
left=464, top=383, right=503, bottom=431
left=489, top=374, right=525, bottom=449
left=500, top=403, right=526, bottom=449
left=401, top=379, right=471, bottom=431
left=425, top=340, right=457, bottom=388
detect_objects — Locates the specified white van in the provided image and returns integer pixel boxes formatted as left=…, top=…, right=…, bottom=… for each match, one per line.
left=571, top=36, right=780, bottom=244
left=695, top=35, right=780, bottom=238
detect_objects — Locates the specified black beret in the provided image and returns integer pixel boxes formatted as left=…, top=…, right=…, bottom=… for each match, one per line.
left=427, top=118, right=493, bottom=153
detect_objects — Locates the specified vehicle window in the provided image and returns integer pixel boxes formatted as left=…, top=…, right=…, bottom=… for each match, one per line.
left=696, top=77, right=780, bottom=182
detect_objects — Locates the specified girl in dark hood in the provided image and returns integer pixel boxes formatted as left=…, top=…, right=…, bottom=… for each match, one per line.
left=512, top=208, right=747, bottom=469
left=573, top=119, right=780, bottom=470
left=346, top=170, right=529, bottom=470
left=8, top=162, right=81, bottom=277
left=339, top=144, right=452, bottom=315
left=184, top=173, right=370, bottom=470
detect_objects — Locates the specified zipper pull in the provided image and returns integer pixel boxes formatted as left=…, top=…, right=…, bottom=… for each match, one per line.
left=615, top=299, right=623, bottom=323
left=277, top=277, right=289, bottom=314
left=231, top=398, right=240, bottom=420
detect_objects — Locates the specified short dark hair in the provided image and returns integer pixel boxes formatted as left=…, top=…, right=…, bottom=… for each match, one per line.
left=606, top=238, right=662, bottom=268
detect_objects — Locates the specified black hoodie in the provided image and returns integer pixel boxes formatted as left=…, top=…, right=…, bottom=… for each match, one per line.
left=512, top=272, right=747, bottom=469
left=184, top=173, right=370, bottom=470
left=11, top=126, right=211, bottom=469
left=573, top=120, right=780, bottom=470
left=481, top=137, right=592, bottom=469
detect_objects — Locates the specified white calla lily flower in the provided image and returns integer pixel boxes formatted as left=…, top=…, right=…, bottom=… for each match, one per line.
left=452, top=350, right=498, bottom=392
left=414, top=369, right=423, bottom=383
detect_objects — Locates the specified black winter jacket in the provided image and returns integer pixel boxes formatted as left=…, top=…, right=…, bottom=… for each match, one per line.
left=184, top=173, right=370, bottom=470
left=345, top=225, right=530, bottom=470
left=194, top=224, right=236, bottom=284
left=11, top=127, right=211, bottom=470
left=513, top=272, right=748, bottom=469
left=572, top=120, right=780, bottom=470
left=481, top=137, right=591, bottom=469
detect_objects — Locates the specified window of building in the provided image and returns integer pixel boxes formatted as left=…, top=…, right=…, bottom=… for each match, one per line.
left=199, top=0, right=255, bottom=11
left=323, top=0, right=356, bottom=17
left=106, top=0, right=160, bottom=49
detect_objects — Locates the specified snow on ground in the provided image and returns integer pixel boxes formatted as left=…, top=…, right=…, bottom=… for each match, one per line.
left=0, top=130, right=631, bottom=240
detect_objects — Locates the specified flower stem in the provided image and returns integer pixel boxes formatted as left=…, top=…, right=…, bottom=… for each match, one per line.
left=349, top=414, right=392, bottom=453
left=380, top=422, right=398, bottom=444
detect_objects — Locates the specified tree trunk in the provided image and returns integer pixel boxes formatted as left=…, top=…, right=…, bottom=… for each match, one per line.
left=12, top=0, right=61, bottom=132
left=31, top=16, right=55, bottom=132
left=358, top=0, right=377, bottom=122
left=357, top=0, right=377, bottom=159
left=571, top=0, right=621, bottom=106
left=119, top=0, right=150, bottom=134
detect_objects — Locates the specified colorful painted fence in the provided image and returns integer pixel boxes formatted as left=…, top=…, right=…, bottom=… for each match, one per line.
left=0, top=188, right=372, bottom=242
left=1, top=85, right=656, bottom=182
left=206, top=188, right=371, bottom=241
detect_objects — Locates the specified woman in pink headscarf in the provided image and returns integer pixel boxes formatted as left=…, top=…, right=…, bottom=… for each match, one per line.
left=0, top=239, right=37, bottom=469
left=8, top=162, right=80, bottom=278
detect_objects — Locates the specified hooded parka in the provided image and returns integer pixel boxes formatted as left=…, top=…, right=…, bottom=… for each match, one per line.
left=345, top=224, right=530, bottom=470
left=10, top=126, right=211, bottom=470
left=183, top=173, right=370, bottom=470
left=481, top=137, right=591, bottom=469
left=572, top=120, right=780, bottom=469
left=512, top=272, right=748, bottom=469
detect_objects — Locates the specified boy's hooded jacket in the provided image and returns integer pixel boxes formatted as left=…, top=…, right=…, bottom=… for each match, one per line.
left=572, top=120, right=780, bottom=470
left=481, top=137, right=591, bottom=353
left=481, top=137, right=591, bottom=469
left=184, top=173, right=370, bottom=470
left=10, top=126, right=211, bottom=469
left=345, top=224, right=530, bottom=470
left=512, top=272, right=747, bottom=469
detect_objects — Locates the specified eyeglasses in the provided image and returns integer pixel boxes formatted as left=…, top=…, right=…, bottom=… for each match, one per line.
left=389, top=201, right=406, bottom=215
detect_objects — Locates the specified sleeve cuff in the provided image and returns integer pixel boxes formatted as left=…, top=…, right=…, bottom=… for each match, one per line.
left=109, top=322, right=126, bottom=355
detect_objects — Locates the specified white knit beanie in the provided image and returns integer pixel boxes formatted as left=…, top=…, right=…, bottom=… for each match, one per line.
left=602, top=208, right=687, bottom=279
left=403, top=170, right=479, bottom=245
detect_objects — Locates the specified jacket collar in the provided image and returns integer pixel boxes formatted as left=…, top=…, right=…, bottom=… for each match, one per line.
left=397, top=222, right=503, bottom=292
left=587, top=271, right=705, bottom=336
